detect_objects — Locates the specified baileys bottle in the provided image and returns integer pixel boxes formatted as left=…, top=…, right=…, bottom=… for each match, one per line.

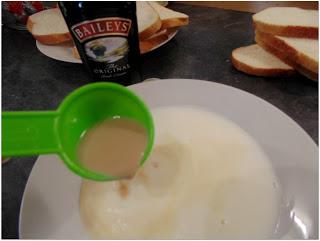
left=59, top=2, right=141, bottom=85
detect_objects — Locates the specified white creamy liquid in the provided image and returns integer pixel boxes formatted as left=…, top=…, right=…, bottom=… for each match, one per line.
left=80, top=107, right=280, bottom=239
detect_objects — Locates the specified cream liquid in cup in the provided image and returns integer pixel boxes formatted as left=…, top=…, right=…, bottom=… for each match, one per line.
left=80, top=107, right=281, bottom=239
left=78, top=118, right=148, bottom=178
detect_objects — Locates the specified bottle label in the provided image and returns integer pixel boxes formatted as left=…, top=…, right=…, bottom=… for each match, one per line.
left=71, top=17, right=132, bottom=43
left=71, top=17, right=134, bottom=81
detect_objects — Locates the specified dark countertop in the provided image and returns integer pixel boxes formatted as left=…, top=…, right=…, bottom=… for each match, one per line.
left=2, top=3, right=318, bottom=238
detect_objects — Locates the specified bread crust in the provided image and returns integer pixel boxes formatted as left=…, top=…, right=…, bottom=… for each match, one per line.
left=231, top=46, right=295, bottom=77
left=27, top=17, right=72, bottom=45
left=254, top=21, right=318, bottom=39
left=160, top=17, right=189, bottom=30
left=255, top=35, right=318, bottom=81
left=295, top=64, right=318, bottom=81
left=139, top=16, right=162, bottom=41
left=256, top=31, right=318, bottom=73
left=72, top=46, right=81, bottom=59
left=139, top=30, right=169, bottom=54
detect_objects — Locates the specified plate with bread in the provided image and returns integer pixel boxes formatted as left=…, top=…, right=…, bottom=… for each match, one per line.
left=27, top=2, right=189, bottom=63
left=231, top=7, right=318, bottom=81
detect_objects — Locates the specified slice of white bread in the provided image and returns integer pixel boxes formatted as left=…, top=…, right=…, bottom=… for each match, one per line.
left=139, top=29, right=169, bottom=54
left=27, top=8, right=72, bottom=45
left=231, top=44, right=295, bottom=77
left=253, top=7, right=318, bottom=39
left=256, top=31, right=318, bottom=73
left=139, top=27, right=177, bottom=54
left=255, top=34, right=318, bottom=81
left=149, top=2, right=189, bottom=30
left=137, top=1, right=162, bottom=40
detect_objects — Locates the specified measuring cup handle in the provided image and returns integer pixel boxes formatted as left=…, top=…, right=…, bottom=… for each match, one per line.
left=2, top=111, right=60, bottom=157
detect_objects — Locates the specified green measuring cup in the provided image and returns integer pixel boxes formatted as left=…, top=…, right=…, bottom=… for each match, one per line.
left=2, top=82, right=154, bottom=181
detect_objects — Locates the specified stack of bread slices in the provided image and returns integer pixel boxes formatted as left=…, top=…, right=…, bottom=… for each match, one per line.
left=27, top=2, right=189, bottom=56
left=231, top=7, right=318, bottom=81
left=137, top=2, right=188, bottom=53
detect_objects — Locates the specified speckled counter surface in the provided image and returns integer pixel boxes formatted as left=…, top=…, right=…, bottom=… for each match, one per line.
left=2, top=3, right=318, bottom=238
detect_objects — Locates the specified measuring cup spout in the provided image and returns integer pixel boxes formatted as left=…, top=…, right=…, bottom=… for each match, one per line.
left=2, top=111, right=60, bottom=157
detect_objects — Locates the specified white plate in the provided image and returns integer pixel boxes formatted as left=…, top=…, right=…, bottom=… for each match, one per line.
left=36, top=30, right=178, bottom=64
left=19, top=79, right=318, bottom=239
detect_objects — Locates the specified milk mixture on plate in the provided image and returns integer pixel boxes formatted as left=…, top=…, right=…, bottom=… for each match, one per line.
left=80, top=106, right=281, bottom=239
